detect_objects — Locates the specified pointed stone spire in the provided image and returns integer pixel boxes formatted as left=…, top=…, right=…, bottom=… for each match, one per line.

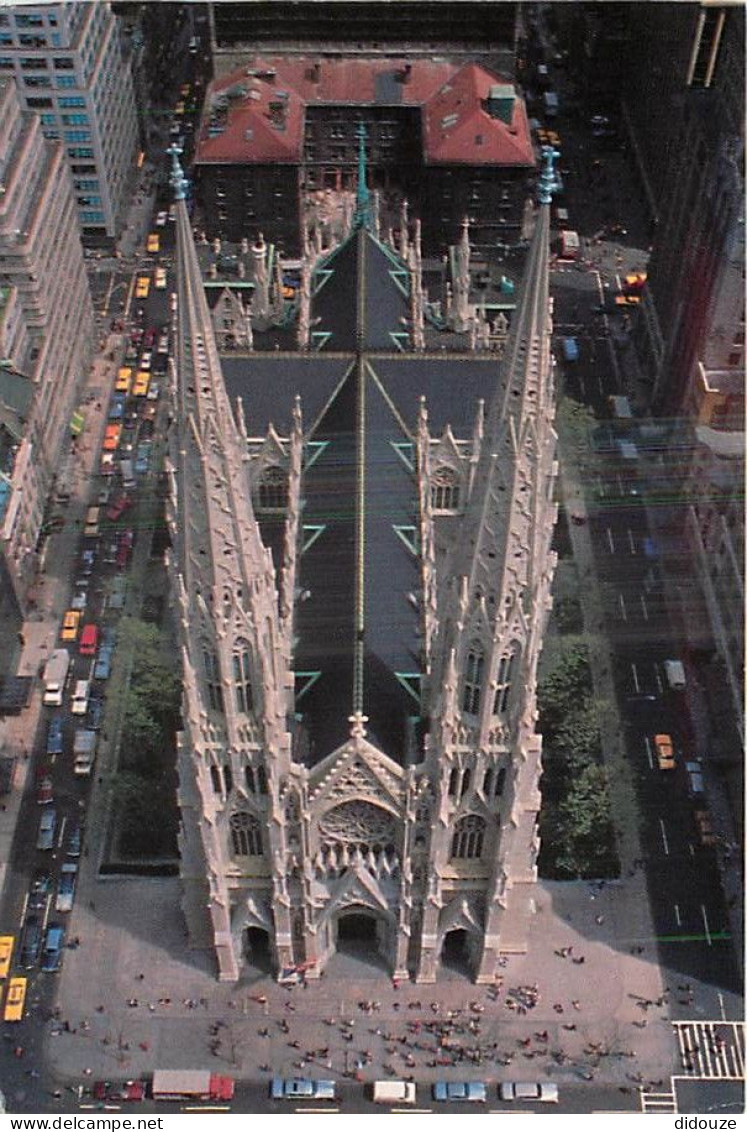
left=449, top=217, right=472, bottom=332
left=399, top=198, right=410, bottom=261
left=352, top=122, right=372, bottom=230
left=252, top=233, right=269, bottom=322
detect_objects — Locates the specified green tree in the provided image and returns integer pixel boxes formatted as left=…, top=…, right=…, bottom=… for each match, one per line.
left=554, top=763, right=618, bottom=878
left=538, top=640, right=592, bottom=735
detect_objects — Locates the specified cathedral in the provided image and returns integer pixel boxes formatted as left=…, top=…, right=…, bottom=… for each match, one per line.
left=165, top=136, right=559, bottom=984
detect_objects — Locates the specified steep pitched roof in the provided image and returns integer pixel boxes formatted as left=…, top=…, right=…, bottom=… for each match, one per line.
left=196, top=56, right=533, bottom=168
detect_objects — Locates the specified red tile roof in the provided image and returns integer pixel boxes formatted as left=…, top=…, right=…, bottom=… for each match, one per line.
left=195, top=56, right=534, bottom=169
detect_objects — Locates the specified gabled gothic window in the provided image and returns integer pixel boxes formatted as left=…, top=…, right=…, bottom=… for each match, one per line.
left=257, top=766, right=268, bottom=794
left=210, top=765, right=222, bottom=793
left=483, top=767, right=494, bottom=796
left=448, top=768, right=459, bottom=797
left=494, top=648, right=516, bottom=715
left=233, top=648, right=253, bottom=714
left=223, top=764, right=233, bottom=793
left=460, top=768, right=471, bottom=798
left=245, top=766, right=255, bottom=793
left=451, top=814, right=486, bottom=860
left=230, top=811, right=263, bottom=857
left=203, top=648, right=224, bottom=713
left=495, top=767, right=507, bottom=797
left=257, top=464, right=287, bottom=511
left=462, top=642, right=484, bottom=715
left=431, top=465, right=460, bottom=512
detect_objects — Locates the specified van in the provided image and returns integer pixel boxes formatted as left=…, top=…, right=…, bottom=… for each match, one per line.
left=664, top=659, right=686, bottom=690
left=71, top=679, right=90, bottom=716
left=84, top=506, right=100, bottom=538
left=609, top=395, right=634, bottom=423
left=372, top=1081, right=417, bottom=1105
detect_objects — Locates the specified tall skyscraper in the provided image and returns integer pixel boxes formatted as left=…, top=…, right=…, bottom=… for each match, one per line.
left=0, top=2, right=139, bottom=239
left=167, top=143, right=558, bottom=984
left=0, top=77, right=94, bottom=603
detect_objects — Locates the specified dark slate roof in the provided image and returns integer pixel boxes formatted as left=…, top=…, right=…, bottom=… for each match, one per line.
left=312, top=228, right=411, bottom=352
left=222, top=354, right=350, bottom=435
left=370, top=354, right=498, bottom=434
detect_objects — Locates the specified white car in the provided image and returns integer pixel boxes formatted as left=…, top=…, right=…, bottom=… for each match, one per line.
left=155, top=211, right=168, bottom=227
left=157, top=334, right=169, bottom=354
left=146, top=381, right=160, bottom=402
left=499, top=1082, right=558, bottom=1104
left=140, top=351, right=152, bottom=371
left=155, top=267, right=167, bottom=290
left=71, top=680, right=90, bottom=716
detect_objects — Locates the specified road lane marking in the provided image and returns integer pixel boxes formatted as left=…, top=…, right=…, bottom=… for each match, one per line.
left=606, top=527, right=615, bottom=553
left=718, top=991, right=727, bottom=1021
left=57, top=815, right=67, bottom=849
left=618, top=592, right=627, bottom=620
left=640, top=594, right=649, bottom=620
left=644, top=736, right=653, bottom=770
left=701, top=905, right=712, bottom=946
left=659, top=818, right=670, bottom=855
left=627, top=528, right=636, bottom=554
left=631, top=662, right=640, bottom=692
left=674, top=903, right=681, bottom=927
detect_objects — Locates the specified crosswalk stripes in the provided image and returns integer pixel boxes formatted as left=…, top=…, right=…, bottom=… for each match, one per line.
left=641, top=1091, right=677, bottom=1114
left=673, top=1020, right=745, bottom=1079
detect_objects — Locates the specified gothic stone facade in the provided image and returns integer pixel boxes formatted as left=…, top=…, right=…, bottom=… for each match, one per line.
left=167, top=172, right=557, bottom=983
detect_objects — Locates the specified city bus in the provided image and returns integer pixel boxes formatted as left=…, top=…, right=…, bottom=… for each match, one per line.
left=3, top=977, right=27, bottom=1022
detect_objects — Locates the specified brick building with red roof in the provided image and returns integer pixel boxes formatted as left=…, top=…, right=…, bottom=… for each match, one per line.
left=193, top=56, right=535, bottom=255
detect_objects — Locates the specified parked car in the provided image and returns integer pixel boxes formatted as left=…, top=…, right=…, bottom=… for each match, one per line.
left=81, top=548, right=96, bottom=576
left=46, top=717, right=64, bottom=757
left=146, top=381, right=160, bottom=402
left=433, top=1082, right=487, bottom=1103
left=55, top=864, right=78, bottom=913
left=94, top=644, right=114, bottom=680
left=79, top=624, right=98, bottom=657
left=36, top=808, right=57, bottom=851
left=135, top=446, right=151, bottom=475
left=93, top=1080, right=146, bottom=1103
left=106, top=494, right=131, bottom=522
left=103, top=423, right=122, bottom=451
left=87, top=695, right=104, bottom=730
left=499, top=1082, right=558, bottom=1103
left=270, top=1079, right=336, bottom=1101
left=694, top=809, right=717, bottom=847
left=155, top=267, right=167, bottom=290
left=67, top=824, right=82, bottom=858
left=40, top=924, right=65, bottom=972
left=70, top=590, right=88, bottom=612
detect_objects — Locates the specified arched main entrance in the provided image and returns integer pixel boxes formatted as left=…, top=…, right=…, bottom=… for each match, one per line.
left=334, top=907, right=390, bottom=972
left=440, top=928, right=473, bottom=978
left=243, top=926, right=272, bottom=972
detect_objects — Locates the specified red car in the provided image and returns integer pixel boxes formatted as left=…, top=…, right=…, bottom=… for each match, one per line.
left=116, top=529, right=134, bottom=569
left=92, top=1080, right=145, bottom=1103
left=37, top=775, right=54, bottom=805
left=143, top=327, right=156, bottom=349
left=105, top=495, right=131, bottom=522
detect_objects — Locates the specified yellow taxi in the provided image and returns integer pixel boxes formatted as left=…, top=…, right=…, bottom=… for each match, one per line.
left=103, top=423, right=122, bottom=451
left=624, top=272, right=647, bottom=291
left=115, top=367, right=132, bottom=394
left=180, top=84, right=191, bottom=97
left=0, top=936, right=13, bottom=980
left=4, top=976, right=27, bottom=1022
left=654, top=733, right=675, bottom=771
left=132, top=370, right=150, bottom=397
left=155, top=267, right=167, bottom=290
left=175, top=101, right=185, bottom=116
left=61, top=609, right=81, bottom=641
left=615, top=293, right=641, bottom=307
left=146, top=233, right=160, bottom=254
left=135, top=276, right=150, bottom=300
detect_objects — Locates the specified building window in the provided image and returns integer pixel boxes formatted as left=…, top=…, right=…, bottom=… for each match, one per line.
left=257, top=766, right=268, bottom=795
left=53, top=57, right=74, bottom=70
left=245, top=766, right=256, bottom=793
left=24, top=75, right=51, bottom=87
left=451, top=814, right=486, bottom=860
left=210, top=765, right=222, bottom=793
left=257, top=465, right=287, bottom=510
left=57, top=75, right=76, bottom=88
left=223, top=764, right=233, bottom=793
left=233, top=648, right=253, bottom=714
left=0, top=58, right=13, bottom=70
left=59, top=96, right=85, bottom=108
left=494, top=648, right=516, bottom=715
left=448, top=768, right=459, bottom=797
left=230, top=811, right=263, bottom=857
left=462, top=642, right=484, bottom=715
left=68, top=147, right=93, bottom=158
left=431, top=465, right=460, bottom=512
left=27, top=96, right=53, bottom=108
left=460, top=768, right=471, bottom=798
left=20, top=57, right=47, bottom=69
left=483, top=767, right=494, bottom=796
left=203, top=648, right=224, bottom=713
left=65, top=130, right=91, bottom=142
left=495, top=767, right=506, bottom=797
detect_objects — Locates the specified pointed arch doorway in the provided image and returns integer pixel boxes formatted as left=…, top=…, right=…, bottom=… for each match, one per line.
left=334, top=906, right=389, bottom=971
left=440, top=928, right=474, bottom=978
left=243, top=926, right=272, bottom=973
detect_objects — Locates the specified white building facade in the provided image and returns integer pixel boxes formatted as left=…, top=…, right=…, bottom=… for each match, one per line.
left=0, top=2, right=139, bottom=238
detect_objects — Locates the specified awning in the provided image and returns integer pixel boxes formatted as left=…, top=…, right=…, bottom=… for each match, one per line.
left=70, top=410, right=85, bottom=436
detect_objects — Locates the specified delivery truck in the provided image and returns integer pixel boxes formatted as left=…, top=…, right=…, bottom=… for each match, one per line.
left=151, top=1071, right=235, bottom=1102
left=73, top=729, right=97, bottom=777
left=43, top=650, right=71, bottom=707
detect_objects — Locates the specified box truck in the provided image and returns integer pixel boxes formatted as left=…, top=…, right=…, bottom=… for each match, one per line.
left=43, top=650, right=71, bottom=707
left=372, top=1080, right=417, bottom=1105
left=73, top=729, right=97, bottom=776
left=151, top=1071, right=234, bottom=1102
